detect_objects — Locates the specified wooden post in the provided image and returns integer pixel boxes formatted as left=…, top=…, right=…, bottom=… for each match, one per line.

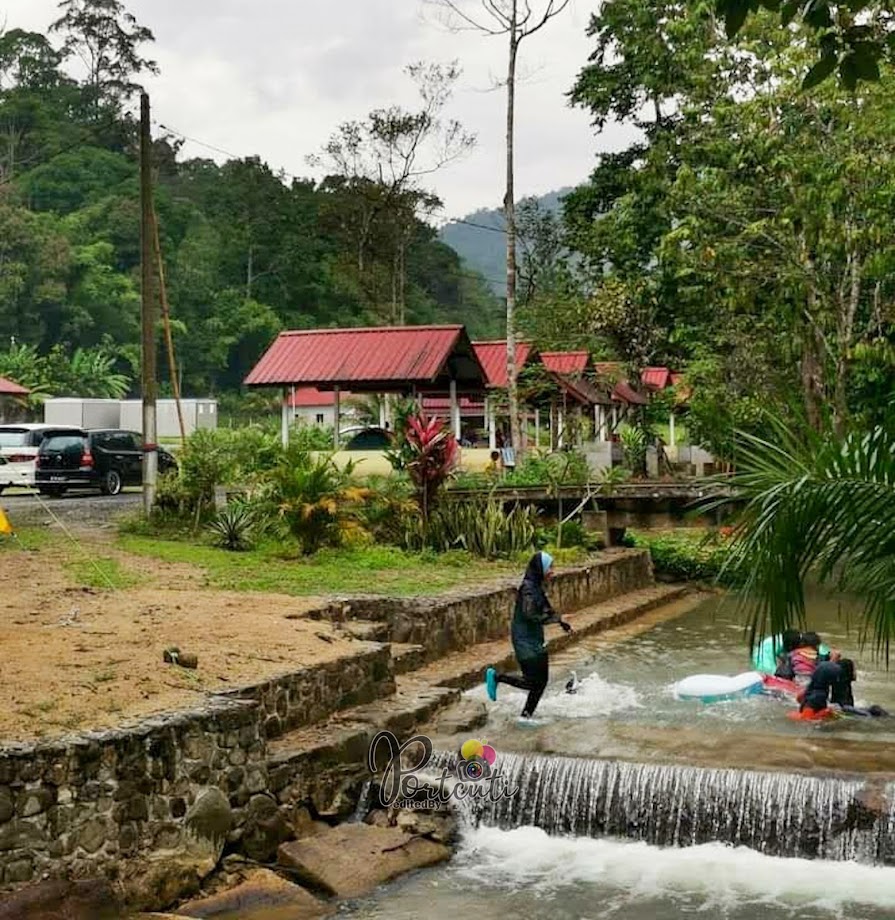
left=150, top=206, right=186, bottom=447
left=334, top=385, right=341, bottom=449
left=139, top=93, right=158, bottom=516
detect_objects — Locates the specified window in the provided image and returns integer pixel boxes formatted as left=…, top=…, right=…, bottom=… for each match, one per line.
left=0, top=429, right=29, bottom=448
left=316, top=414, right=325, bottom=425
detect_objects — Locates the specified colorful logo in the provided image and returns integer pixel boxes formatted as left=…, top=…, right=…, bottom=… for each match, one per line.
left=458, top=738, right=497, bottom=781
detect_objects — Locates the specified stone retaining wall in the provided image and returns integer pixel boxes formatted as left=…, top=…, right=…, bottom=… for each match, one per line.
left=325, top=549, right=653, bottom=662
left=222, top=645, right=394, bottom=740
left=0, top=643, right=392, bottom=889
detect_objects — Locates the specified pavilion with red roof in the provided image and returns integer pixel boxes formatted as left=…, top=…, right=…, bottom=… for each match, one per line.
left=245, top=325, right=487, bottom=445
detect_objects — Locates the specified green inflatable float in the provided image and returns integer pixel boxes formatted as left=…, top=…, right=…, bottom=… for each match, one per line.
left=751, top=635, right=830, bottom=674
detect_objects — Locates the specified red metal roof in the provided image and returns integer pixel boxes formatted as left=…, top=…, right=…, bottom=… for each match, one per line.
left=0, top=376, right=29, bottom=396
left=641, top=366, right=673, bottom=390
left=245, top=325, right=485, bottom=390
left=613, top=380, right=649, bottom=405
left=541, top=351, right=590, bottom=375
left=472, top=341, right=534, bottom=388
left=285, top=387, right=358, bottom=407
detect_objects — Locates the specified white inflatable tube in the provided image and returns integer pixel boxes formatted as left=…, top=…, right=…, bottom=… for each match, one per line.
left=673, top=671, right=764, bottom=703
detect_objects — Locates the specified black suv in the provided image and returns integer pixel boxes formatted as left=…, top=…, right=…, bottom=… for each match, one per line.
left=35, top=429, right=177, bottom=496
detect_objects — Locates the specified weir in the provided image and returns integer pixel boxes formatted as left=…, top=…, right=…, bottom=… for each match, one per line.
left=433, top=751, right=895, bottom=864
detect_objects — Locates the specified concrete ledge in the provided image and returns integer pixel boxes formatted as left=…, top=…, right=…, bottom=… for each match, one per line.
left=315, top=549, right=654, bottom=663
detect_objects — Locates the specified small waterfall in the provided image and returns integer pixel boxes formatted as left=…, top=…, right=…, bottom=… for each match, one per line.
left=432, top=751, right=895, bottom=864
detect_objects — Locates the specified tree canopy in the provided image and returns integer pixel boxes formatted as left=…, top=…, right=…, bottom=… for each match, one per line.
left=0, top=2, right=502, bottom=401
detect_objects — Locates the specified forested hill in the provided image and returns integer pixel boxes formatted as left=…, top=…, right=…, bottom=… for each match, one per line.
left=0, top=5, right=503, bottom=401
left=439, top=188, right=573, bottom=295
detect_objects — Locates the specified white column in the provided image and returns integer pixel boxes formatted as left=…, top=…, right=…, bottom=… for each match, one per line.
left=281, top=388, right=289, bottom=447
left=379, top=397, right=387, bottom=429
left=488, top=397, right=497, bottom=450
left=534, top=408, right=540, bottom=448
left=291, top=385, right=296, bottom=425
left=669, top=411, right=676, bottom=448
left=558, top=407, right=564, bottom=449
left=612, top=405, right=619, bottom=431
left=449, top=379, right=461, bottom=439
left=333, top=385, right=341, bottom=449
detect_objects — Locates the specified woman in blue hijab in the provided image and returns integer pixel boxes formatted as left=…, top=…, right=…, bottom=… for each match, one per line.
left=485, top=551, right=572, bottom=718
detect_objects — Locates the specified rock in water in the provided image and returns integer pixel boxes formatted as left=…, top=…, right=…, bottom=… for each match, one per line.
left=278, top=824, right=451, bottom=898
left=176, top=868, right=331, bottom=919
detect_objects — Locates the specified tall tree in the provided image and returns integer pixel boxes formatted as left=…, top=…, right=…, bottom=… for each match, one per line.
left=312, top=61, right=474, bottom=323
left=50, top=0, right=157, bottom=114
left=428, top=0, right=570, bottom=454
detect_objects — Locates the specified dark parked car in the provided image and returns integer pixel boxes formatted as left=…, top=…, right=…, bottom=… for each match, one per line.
left=35, top=429, right=177, bottom=496
left=341, top=426, right=393, bottom=450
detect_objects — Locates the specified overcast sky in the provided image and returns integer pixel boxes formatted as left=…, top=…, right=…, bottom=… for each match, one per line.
left=3, top=0, right=636, bottom=219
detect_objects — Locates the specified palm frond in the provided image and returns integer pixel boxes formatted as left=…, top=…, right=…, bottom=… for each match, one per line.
left=724, top=418, right=895, bottom=659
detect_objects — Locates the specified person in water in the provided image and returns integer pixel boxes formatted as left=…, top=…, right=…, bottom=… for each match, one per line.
left=484, top=551, right=572, bottom=719
left=778, top=631, right=828, bottom=684
left=793, top=655, right=888, bottom=719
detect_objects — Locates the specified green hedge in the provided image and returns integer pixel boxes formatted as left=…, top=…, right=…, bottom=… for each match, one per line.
left=629, top=530, right=742, bottom=586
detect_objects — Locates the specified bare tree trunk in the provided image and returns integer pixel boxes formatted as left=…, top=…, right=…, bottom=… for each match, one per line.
left=506, top=9, right=523, bottom=456
left=833, top=235, right=861, bottom=435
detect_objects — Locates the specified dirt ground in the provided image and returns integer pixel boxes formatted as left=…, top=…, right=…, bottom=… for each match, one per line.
left=0, top=537, right=360, bottom=743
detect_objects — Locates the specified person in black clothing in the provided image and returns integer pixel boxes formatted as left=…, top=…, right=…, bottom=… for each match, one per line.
left=799, top=656, right=888, bottom=717
left=485, top=551, right=572, bottom=719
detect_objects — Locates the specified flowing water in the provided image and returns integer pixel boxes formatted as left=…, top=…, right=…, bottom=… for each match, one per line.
left=349, top=826, right=895, bottom=920
left=453, top=589, right=895, bottom=772
left=340, top=588, right=895, bottom=919
left=253, top=589, right=895, bottom=918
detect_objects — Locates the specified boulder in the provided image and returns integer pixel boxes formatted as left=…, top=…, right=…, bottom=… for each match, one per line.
left=177, top=869, right=331, bottom=919
left=278, top=823, right=451, bottom=899
left=185, top=788, right=233, bottom=862
left=395, top=808, right=458, bottom=845
left=239, top=794, right=293, bottom=863
left=0, top=879, right=120, bottom=920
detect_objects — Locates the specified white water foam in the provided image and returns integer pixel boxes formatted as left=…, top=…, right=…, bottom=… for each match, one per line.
left=470, top=670, right=641, bottom=721
left=454, top=825, right=895, bottom=913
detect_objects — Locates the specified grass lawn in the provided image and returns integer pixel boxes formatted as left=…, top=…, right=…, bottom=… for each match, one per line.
left=117, top=534, right=521, bottom=596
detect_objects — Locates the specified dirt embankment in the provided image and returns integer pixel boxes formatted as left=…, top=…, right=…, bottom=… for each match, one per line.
left=0, top=538, right=356, bottom=742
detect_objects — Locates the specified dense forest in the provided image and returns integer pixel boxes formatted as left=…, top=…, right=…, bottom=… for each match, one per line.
left=511, top=2, right=895, bottom=454
left=1, top=0, right=893, bottom=450
left=0, top=1, right=503, bottom=403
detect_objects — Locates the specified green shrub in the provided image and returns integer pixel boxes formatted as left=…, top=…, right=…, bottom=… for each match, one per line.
left=630, top=530, right=742, bottom=585
left=267, top=453, right=368, bottom=554
left=505, top=449, right=590, bottom=487
left=411, top=498, right=539, bottom=559
left=207, top=504, right=258, bottom=551
left=358, top=475, right=417, bottom=544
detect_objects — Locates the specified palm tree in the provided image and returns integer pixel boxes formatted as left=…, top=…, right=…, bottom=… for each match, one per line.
left=723, top=418, right=895, bottom=657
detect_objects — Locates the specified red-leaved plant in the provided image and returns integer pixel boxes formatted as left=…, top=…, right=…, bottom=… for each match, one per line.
left=404, top=414, right=458, bottom=524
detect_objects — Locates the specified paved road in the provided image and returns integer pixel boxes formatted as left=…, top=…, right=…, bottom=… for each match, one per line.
left=1, top=490, right=142, bottom=527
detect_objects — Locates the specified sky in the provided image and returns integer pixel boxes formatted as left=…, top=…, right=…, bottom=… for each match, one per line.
left=3, top=0, right=637, bottom=220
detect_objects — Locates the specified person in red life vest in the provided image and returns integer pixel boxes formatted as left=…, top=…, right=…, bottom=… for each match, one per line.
left=778, top=631, right=828, bottom=685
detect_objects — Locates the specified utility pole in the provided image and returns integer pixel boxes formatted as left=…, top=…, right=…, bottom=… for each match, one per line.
left=140, top=92, right=158, bottom=514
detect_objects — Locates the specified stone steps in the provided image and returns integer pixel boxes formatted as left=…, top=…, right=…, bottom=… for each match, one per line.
left=267, top=585, right=690, bottom=774
left=390, top=643, right=427, bottom=676
left=407, top=585, right=692, bottom=692
left=268, top=681, right=460, bottom=769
